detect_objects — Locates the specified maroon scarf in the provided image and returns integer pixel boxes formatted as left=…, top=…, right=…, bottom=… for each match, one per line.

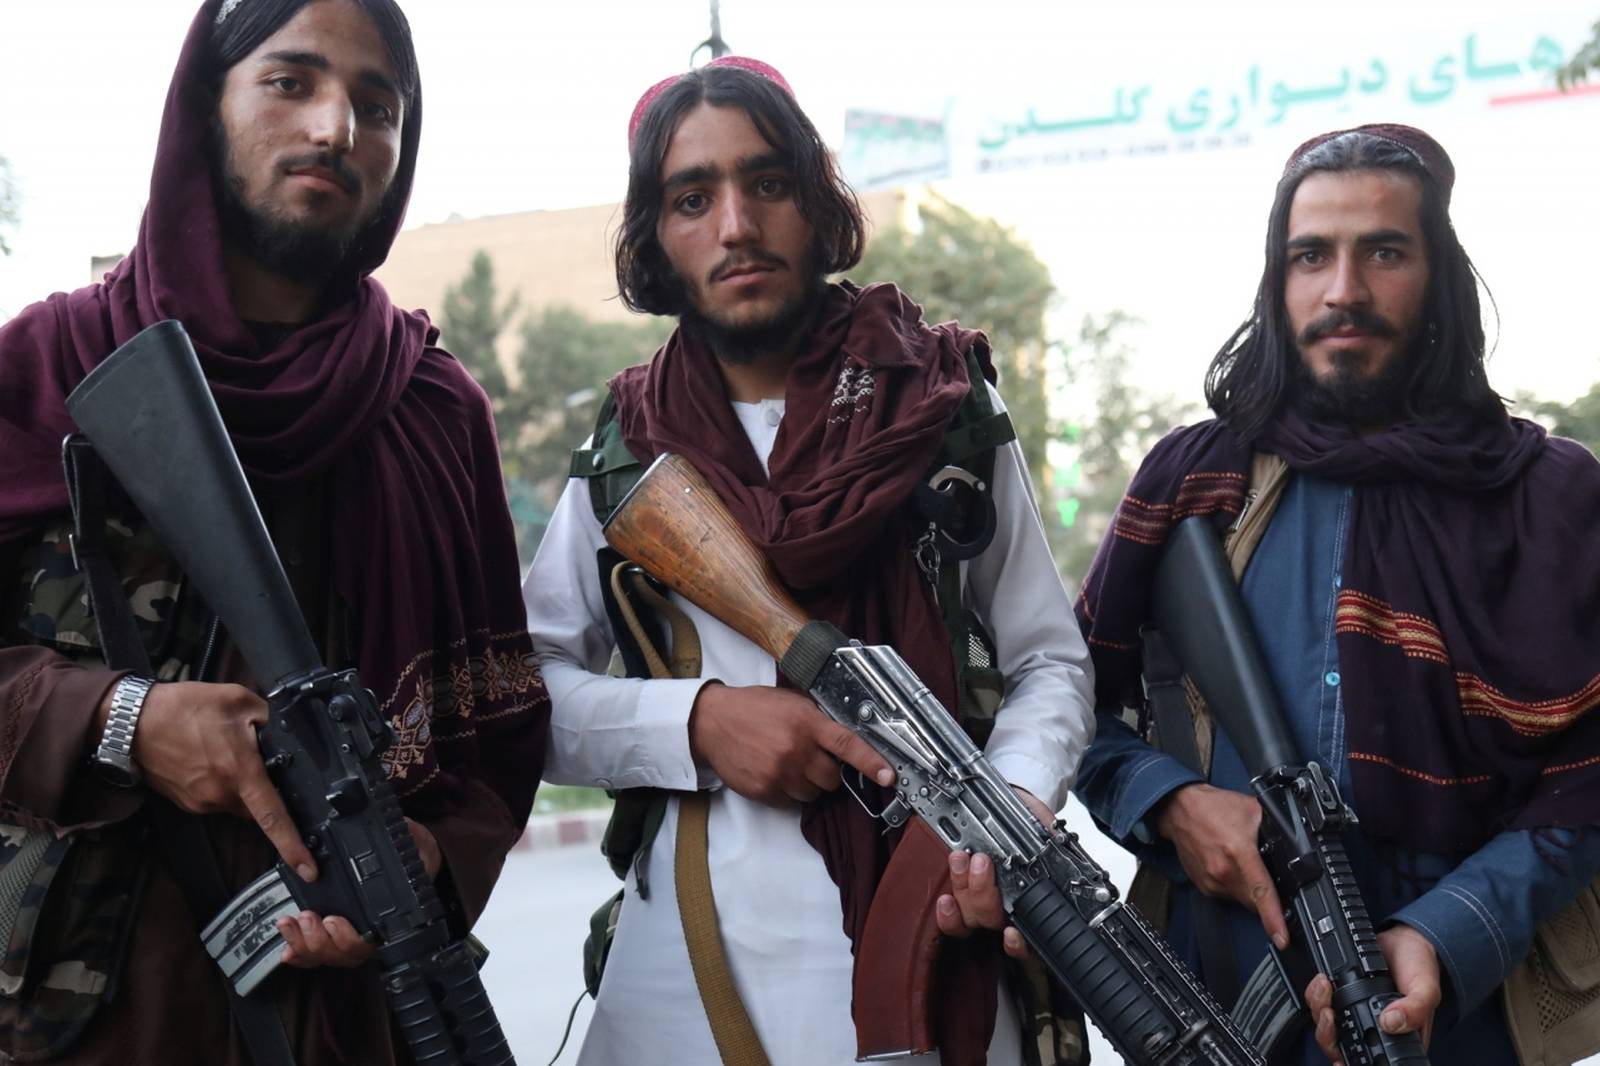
left=612, top=280, right=1003, bottom=1061
left=1078, top=410, right=1600, bottom=855
left=0, top=2, right=545, bottom=830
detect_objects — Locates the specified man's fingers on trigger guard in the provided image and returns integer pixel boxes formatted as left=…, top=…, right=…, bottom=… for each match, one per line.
left=839, top=732, right=890, bottom=782
left=240, top=781, right=310, bottom=869
left=807, top=753, right=846, bottom=791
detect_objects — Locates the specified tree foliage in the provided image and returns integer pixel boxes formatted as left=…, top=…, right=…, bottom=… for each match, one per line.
left=1519, top=380, right=1600, bottom=455
left=1054, top=314, right=1198, bottom=580
left=439, top=250, right=520, bottom=424
left=852, top=193, right=1056, bottom=490
left=436, top=250, right=671, bottom=561
left=1557, top=18, right=1600, bottom=88
left=502, top=306, right=671, bottom=488
left=850, top=195, right=1190, bottom=581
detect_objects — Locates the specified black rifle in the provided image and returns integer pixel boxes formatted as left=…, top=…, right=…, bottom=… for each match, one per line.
left=1151, top=516, right=1430, bottom=1066
left=66, top=321, right=514, bottom=1066
left=604, top=453, right=1265, bottom=1066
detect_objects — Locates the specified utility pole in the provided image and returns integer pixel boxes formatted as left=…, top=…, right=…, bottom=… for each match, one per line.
left=691, top=0, right=729, bottom=64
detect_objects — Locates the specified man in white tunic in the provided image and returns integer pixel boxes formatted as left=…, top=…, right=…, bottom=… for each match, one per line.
left=523, top=56, right=1095, bottom=1066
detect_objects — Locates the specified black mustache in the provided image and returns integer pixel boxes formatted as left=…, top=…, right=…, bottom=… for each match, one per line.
left=1299, top=308, right=1398, bottom=345
left=280, top=153, right=361, bottom=195
left=709, top=250, right=787, bottom=284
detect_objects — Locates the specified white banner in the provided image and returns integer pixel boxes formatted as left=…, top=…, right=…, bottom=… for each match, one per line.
left=843, top=21, right=1598, bottom=189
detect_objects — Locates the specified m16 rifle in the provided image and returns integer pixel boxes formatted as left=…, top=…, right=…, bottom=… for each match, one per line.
left=603, top=452, right=1264, bottom=1066
left=65, top=320, right=514, bottom=1066
left=1151, top=515, right=1430, bottom=1066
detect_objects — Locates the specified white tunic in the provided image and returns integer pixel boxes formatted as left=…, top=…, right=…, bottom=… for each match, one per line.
left=523, top=389, right=1095, bottom=1066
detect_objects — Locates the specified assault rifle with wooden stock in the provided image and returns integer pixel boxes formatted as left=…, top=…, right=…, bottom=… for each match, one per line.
left=65, top=321, right=515, bottom=1066
left=604, top=452, right=1263, bottom=1066
left=1151, top=516, right=1430, bottom=1066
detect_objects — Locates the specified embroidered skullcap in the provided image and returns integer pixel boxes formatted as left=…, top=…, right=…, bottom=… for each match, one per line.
left=627, top=56, right=795, bottom=150
left=1285, top=123, right=1456, bottom=203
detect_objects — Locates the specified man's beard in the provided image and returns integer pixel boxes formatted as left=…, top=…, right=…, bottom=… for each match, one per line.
left=1289, top=307, right=1419, bottom=425
left=673, top=247, right=824, bottom=366
left=212, top=147, right=383, bottom=288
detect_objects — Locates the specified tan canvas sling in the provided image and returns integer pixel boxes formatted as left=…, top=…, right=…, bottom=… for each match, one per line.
left=608, top=562, right=771, bottom=1066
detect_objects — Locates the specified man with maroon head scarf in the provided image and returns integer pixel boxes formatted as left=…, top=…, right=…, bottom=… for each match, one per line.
left=1074, top=124, right=1600, bottom=1064
left=0, top=1, right=546, bottom=1062
left=523, top=58, right=1094, bottom=1066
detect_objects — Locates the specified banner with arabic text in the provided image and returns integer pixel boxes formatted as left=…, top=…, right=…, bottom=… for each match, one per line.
left=842, top=24, right=1596, bottom=190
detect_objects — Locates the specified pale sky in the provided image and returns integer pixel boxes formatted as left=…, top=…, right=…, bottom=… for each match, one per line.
left=2, top=0, right=1598, bottom=406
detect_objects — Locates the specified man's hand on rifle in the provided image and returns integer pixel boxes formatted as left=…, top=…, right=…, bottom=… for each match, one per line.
left=935, top=786, right=1054, bottom=959
left=1305, top=925, right=1439, bottom=1065
left=121, top=680, right=318, bottom=880
left=116, top=681, right=444, bottom=969
left=688, top=682, right=895, bottom=806
left=276, top=818, right=441, bottom=968
left=1155, top=782, right=1291, bottom=949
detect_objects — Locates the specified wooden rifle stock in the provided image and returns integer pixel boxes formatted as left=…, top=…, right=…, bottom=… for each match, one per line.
left=604, top=452, right=956, bottom=1059
left=603, top=453, right=807, bottom=662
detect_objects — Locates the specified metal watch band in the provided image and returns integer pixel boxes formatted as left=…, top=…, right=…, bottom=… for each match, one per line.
left=94, top=674, right=155, bottom=786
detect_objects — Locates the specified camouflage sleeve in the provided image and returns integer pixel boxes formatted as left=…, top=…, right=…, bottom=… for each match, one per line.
left=0, top=645, right=143, bottom=831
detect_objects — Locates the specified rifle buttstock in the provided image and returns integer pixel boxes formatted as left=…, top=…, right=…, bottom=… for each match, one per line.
left=603, top=453, right=808, bottom=663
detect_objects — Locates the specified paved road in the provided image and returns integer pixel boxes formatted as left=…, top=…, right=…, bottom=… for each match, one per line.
left=475, top=837, right=617, bottom=1065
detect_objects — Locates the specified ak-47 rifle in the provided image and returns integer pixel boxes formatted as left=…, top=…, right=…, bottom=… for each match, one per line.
left=1151, top=516, right=1430, bottom=1066
left=603, top=452, right=1264, bottom=1066
left=65, top=321, right=515, bottom=1066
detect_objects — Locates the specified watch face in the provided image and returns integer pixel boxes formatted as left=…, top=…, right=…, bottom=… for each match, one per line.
left=92, top=757, right=141, bottom=789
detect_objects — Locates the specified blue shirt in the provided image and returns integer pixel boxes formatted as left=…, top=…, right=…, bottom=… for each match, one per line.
left=1075, top=474, right=1600, bottom=1063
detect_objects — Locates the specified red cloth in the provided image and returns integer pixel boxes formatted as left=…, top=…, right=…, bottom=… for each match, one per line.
left=0, top=0, right=545, bottom=818
left=627, top=55, right=794, bottom=147
left=611, top=280, right=1005, bottom=1062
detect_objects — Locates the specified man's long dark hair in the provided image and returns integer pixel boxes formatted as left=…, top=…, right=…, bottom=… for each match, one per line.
left=207, top=0, right=419, bottom=107
left=616, top=65, right=866, bottom=316
left=1205, top=131, right=1502, bottom=440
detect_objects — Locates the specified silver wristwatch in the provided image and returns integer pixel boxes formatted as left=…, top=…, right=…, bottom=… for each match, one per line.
left=93, top=675, right=155, bottom=787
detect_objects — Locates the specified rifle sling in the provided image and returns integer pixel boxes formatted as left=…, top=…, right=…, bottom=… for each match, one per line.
left=608, top=563, right=770, bottom=1066
left=64, top=437, right=298, bottom=1066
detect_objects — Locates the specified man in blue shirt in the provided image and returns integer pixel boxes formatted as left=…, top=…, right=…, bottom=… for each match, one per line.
left=1074, top=124, right=1600, bottom=1064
